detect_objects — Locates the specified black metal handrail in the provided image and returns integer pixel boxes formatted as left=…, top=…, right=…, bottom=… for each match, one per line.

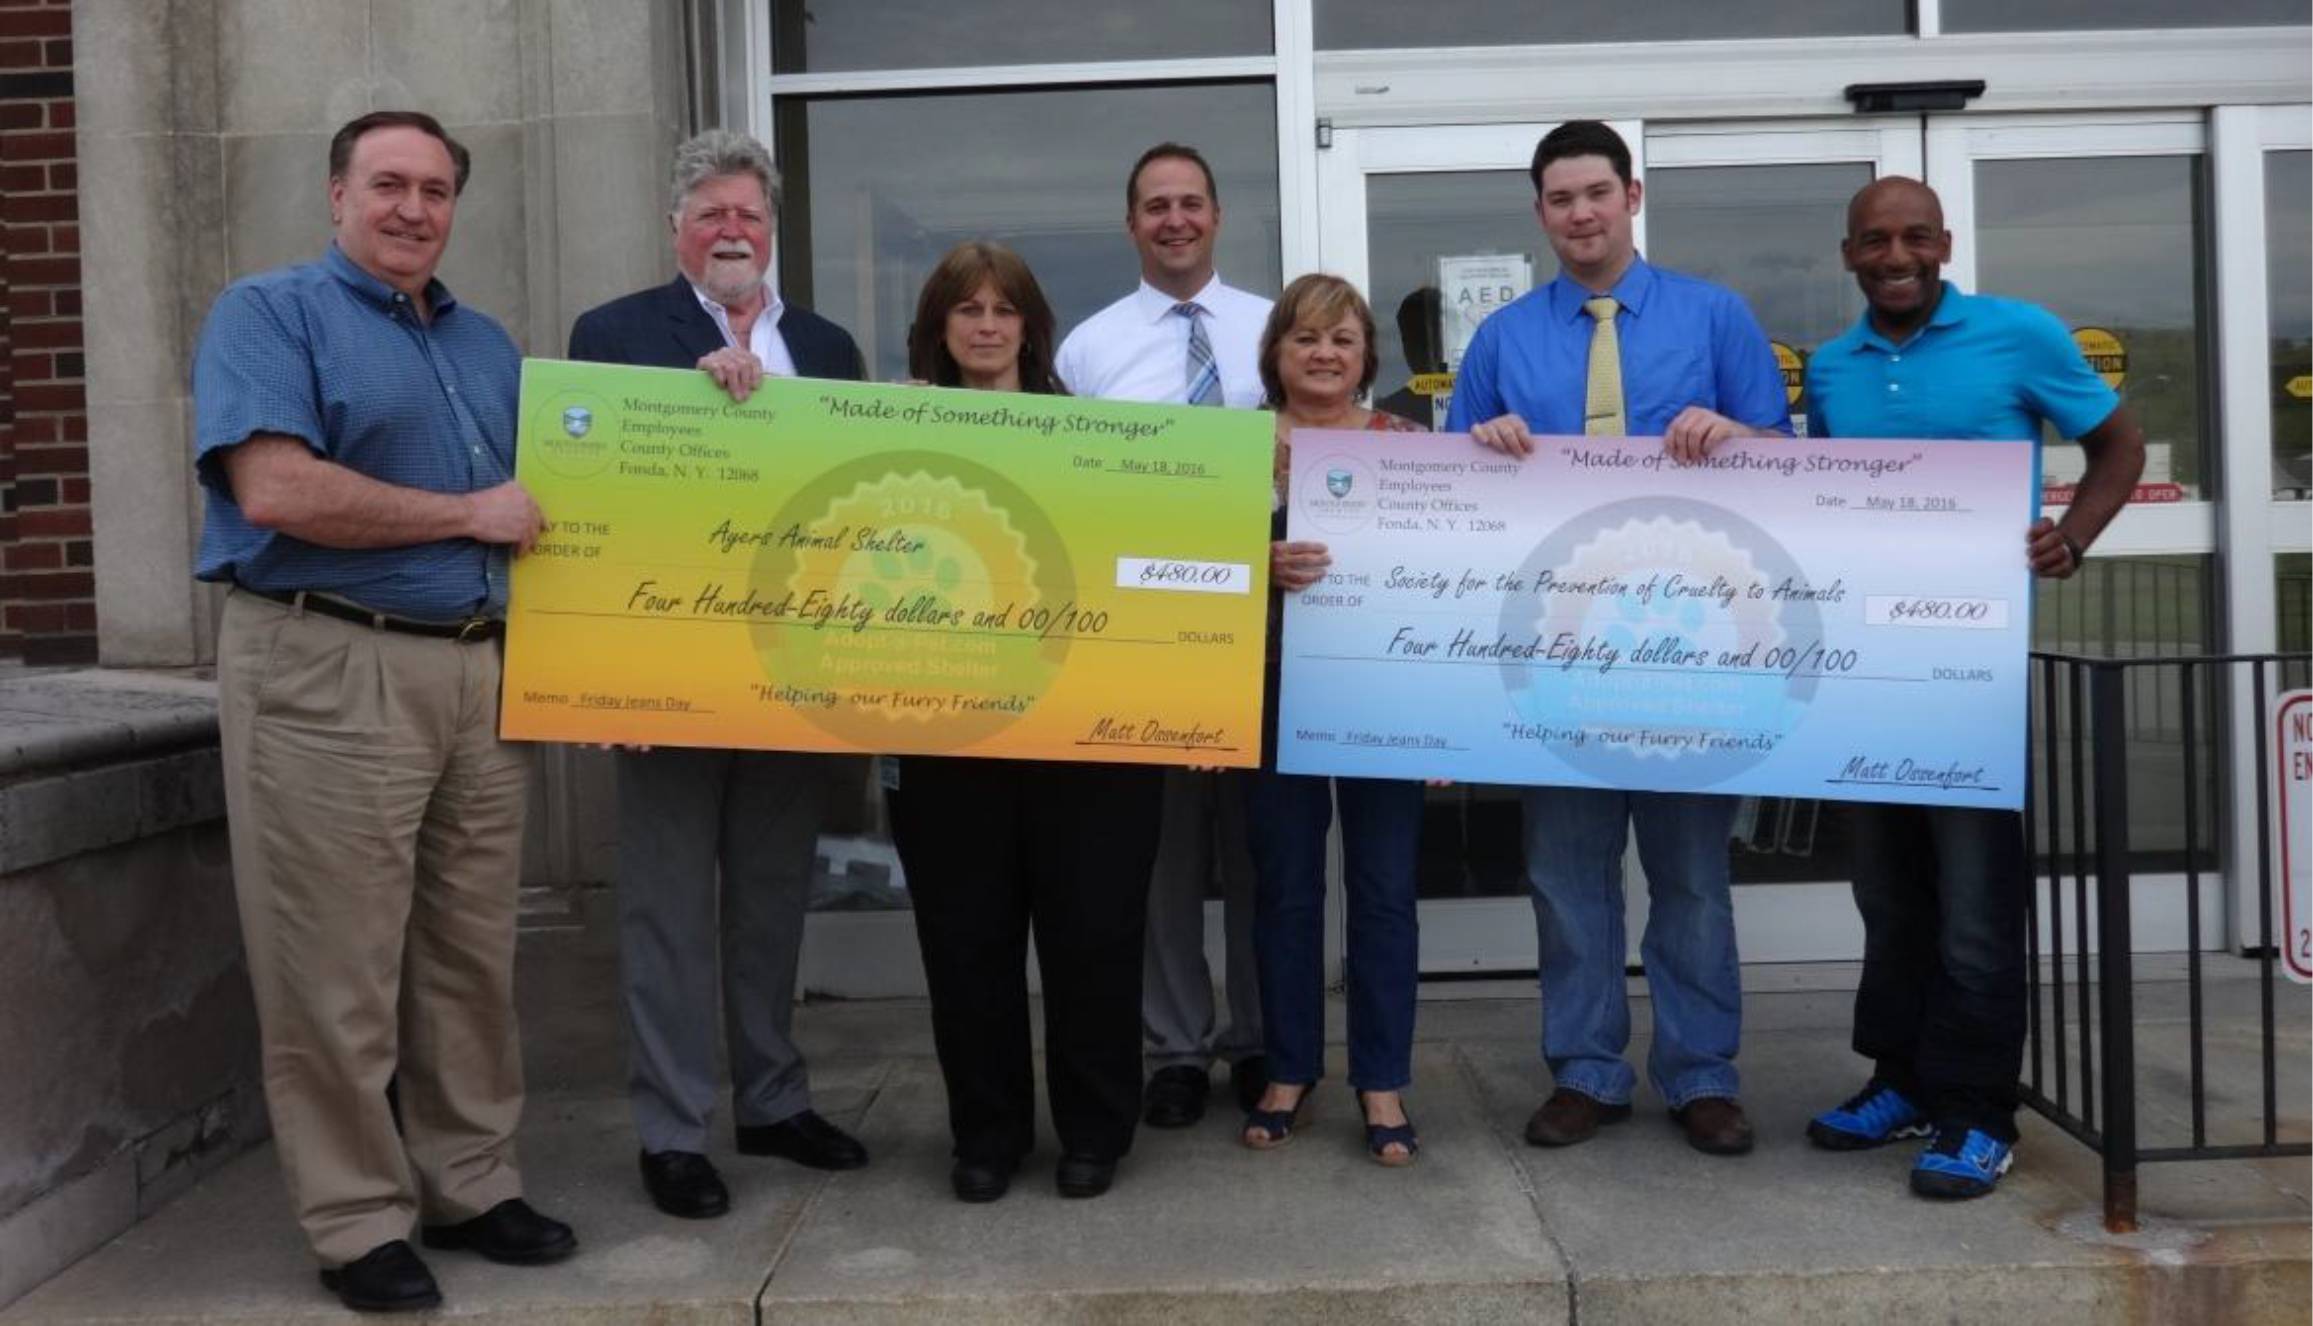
left=2022, top=649, right=2311, bottom=1233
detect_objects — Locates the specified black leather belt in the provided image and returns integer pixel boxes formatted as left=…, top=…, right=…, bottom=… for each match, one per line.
left=239, top=586, right=504, bottom=643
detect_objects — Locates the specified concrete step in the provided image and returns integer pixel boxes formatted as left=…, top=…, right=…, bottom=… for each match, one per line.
left=4, top=1022, right=2304, bottom=1325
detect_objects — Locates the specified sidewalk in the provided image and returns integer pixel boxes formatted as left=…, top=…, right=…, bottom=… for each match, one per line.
left=6, top=900, right=2306, bottom=1324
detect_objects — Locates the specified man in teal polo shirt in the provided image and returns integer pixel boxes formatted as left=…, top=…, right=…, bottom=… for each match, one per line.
left=1802, top=176, right=2144, bottom=1199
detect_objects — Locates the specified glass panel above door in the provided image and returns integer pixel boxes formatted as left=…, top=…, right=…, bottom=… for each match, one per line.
left=1315, top=0, right=1905, bottom=48
left=1941, top=0, right=2304, bottom=31
left=771, top=0, right=1273, bottom=72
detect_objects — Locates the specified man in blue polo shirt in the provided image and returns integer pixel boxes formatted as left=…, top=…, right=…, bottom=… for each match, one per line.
left=1802, top=176, right=2144, bottom=1199
left=1451, top=120, right=1790, bottom=1158
left=193, top=111, right=572, bottom=1312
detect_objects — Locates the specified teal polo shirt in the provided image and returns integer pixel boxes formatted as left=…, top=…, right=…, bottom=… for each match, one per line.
left=1803, top=284, right=2119, bottom=444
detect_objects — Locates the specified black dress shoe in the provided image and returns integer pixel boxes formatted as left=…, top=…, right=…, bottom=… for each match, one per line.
left=737, top=1110, right=869, bottom=1171
left=1230, top=1055, right=1270, bottom=1114
left=949, top=1156, right=1018, bottom=1203
left=1055, top=1152, right=1117, bottom=1199
left=318, top=1239, right=441, bottom=1313
left=640, top=1149, right=731, bottom=1219
left=1142, top=1065, right=1209, bottom=1128
left=419, top=1197, right=576, bottom=1265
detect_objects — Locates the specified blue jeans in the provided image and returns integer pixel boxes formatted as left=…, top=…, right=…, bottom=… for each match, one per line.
left=1245, top=773, right=1425, bottom=1092
left=1522, top=787, right=1741, bottom=1108
left=1848, top=804, right=2028, bottom=1141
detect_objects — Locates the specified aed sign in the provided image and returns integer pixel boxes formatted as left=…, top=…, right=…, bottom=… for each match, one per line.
left=1438, top=254, right=1533, bottom=372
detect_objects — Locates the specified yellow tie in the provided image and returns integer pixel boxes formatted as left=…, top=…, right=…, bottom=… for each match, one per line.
left=1583, top=296, right=1625, bottom=437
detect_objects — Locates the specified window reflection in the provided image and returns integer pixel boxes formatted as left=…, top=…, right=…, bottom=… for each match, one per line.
left=1976, top=156, right=2209, bottom=501
left=2268, top=151, right=2310, bottom=499
left=2030, top=555, right=2218, bottom=873
left=1364, top=171, right=1555, bottom=431
left=775, top=84, right=1281, bottom=387
left=1646, top=161, right=1871, bottom=432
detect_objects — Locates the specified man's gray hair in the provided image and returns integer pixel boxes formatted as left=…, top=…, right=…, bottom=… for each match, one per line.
left=668, top=129, right=781, bottom=218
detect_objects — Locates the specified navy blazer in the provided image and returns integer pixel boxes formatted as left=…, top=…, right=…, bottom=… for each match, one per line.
left=565, top=276, right=866, bottom=382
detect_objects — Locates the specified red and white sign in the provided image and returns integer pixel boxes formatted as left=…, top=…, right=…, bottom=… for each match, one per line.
left=2276, top=690, right=2312, bottom=983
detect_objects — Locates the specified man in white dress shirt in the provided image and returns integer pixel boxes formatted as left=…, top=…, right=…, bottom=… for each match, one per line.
left=1056, top=142, right=1274, bottom=1128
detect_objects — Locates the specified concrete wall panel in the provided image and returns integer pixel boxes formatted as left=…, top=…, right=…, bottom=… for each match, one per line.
left=549, top=112, right=678, bottom=343
left=69, top=0, right=176, bottom=134
left=75, top=133, right=186, bottom=407
left=214, top=0, right=369, bottom=134
left=371, top=0, right=526, bottom=126
left=218, top=132, right=333, bottom=283
left=542, top=0, right=661, bottom=116
left=436, top=120, right=532, bottom=349
left=85, top=401, right=198, bottom=668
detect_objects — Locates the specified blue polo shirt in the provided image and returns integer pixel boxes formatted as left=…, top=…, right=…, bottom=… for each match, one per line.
left=1445, top=256, right=1791, bottom=437
left=192, top=244, right=521, bottom=620
left=1803, top=283, right=2118, bottom=444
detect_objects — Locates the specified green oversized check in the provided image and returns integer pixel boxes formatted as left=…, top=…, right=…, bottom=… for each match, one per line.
left=501, top=361, right=1274, bottom=766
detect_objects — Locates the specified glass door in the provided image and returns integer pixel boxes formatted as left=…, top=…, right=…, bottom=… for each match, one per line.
left=1318, top=122, right=1580, bottom=974
left=1318, top=118, right=1919, bottom=971
left=1926, top=113, right=2229, bottom=951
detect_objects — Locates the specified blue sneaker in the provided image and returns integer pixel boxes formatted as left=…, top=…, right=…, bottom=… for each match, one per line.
left=1807, top=1081, right=1931, bottom=1151
left=1910, top=1125, right=2014, bottom=1199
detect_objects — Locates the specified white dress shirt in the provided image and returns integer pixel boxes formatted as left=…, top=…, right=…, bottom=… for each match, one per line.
left=689, top=278, right=799, bottom=378
left=1055, top=275, right=1271, bottom=406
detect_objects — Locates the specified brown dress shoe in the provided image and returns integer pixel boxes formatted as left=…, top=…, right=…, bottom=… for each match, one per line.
left=1523, top=1088, right=1633, bottom=1147
left=1672, top=1096, right=1756, bottom=1155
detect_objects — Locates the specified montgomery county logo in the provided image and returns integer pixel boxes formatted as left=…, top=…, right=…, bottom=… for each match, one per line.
left=1299, top=454, right=1377, bottom=534
left=530, top=385, right=616, bottom=479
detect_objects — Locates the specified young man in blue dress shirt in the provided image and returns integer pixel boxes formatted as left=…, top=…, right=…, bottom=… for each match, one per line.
left=1803, top=176, right=2142, bottom=1199
left=1450, top=120, right=1791, bottom=1158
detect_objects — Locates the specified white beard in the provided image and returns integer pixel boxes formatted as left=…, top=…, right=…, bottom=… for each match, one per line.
left=699, top=256, right=764, bottom=308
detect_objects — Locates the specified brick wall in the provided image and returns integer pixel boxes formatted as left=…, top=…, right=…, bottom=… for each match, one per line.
left=0, top=0, right=91, bottom=665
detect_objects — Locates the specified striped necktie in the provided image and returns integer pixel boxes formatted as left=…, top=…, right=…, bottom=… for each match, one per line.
left=1582, top=296, right=1625, bottom=436
left=1176, top=302, right=1221, bottom=406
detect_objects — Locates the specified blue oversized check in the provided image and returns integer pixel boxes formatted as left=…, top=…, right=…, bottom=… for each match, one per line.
left=1275, top=430, right=2035, bottom=808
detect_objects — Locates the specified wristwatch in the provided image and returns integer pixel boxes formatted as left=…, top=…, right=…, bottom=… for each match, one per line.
left=2058, top=529, right=2087, bottom=569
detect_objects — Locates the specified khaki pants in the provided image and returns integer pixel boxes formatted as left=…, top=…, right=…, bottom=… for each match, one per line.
left=218, top=590, right=532, bottom=1266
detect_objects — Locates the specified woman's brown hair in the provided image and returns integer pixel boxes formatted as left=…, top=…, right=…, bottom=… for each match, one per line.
left=906, top=241, right=1067, bottom=395
left=1257, top=273, right=1381, bottom=409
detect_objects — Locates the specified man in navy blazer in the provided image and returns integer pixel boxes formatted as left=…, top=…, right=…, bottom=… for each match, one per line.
left=566, top=129, right=868, bottom=1222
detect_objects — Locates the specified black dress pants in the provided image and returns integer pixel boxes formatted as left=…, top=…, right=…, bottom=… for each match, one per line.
left=888, top=757, right=1162, bottom=1164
